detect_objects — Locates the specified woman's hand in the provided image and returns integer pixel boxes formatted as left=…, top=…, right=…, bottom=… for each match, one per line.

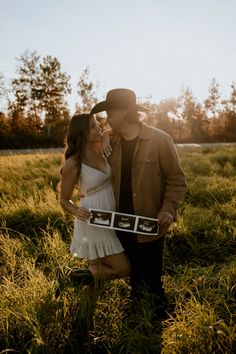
left=75, top=207, right=91, bottom=221
left=102, top=129, right=112, bottom=158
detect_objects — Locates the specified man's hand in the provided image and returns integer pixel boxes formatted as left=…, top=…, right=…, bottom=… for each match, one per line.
left=157, top=211, right=173, bottom=228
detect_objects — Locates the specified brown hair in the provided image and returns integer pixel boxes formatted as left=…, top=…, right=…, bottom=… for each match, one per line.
left=64, top=113, right=91, bottom=176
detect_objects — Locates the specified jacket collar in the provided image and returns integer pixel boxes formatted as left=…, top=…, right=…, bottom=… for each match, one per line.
left=112, top=122, right=150, bottom=144
left=138, top=123, right=150, bottom=139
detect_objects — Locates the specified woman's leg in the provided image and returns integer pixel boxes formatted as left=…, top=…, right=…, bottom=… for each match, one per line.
left=89, top=252, right=131, bottom=280
left=65, top=253, right=131, bottom=287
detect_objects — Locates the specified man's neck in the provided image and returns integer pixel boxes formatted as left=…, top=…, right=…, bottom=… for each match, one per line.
left=119, top=122, right=141, bottom=141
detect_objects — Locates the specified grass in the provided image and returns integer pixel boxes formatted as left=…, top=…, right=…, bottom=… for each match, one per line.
left=0, top=147, right=235, bottom=353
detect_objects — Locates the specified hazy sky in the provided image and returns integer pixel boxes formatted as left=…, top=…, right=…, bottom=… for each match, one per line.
left=1, top=0, right=236, bottom=112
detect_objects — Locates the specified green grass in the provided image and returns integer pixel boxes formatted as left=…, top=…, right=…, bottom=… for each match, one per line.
left=0, top=147, right=235, bottom=353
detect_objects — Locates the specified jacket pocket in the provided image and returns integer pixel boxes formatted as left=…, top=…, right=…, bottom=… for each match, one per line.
left=135, top=155, right=161, bottom=176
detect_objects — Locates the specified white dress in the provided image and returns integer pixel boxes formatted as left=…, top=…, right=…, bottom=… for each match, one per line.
left=70, top=163, right=124, bottom=260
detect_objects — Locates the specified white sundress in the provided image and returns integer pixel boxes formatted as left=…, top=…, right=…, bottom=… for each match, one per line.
left=70, top=163, right=124, bottom=260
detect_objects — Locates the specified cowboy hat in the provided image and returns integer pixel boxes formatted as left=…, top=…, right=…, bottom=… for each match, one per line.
left=90, top=88, right=150, bottom=114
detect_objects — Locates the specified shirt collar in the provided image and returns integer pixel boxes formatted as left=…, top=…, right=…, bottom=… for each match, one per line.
left=112, top=122, right=149, bottom=144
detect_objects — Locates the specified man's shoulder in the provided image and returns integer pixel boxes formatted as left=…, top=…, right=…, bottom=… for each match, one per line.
left=141, top=123, right=172, bottom=141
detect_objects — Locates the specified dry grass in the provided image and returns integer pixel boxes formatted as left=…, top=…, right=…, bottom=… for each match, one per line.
left=0, top=147, right=235, bottom=353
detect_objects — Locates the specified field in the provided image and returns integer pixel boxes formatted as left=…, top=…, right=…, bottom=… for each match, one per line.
left=0, top=146, right=235, bottom=354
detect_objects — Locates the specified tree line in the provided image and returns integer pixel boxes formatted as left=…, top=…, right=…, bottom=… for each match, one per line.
left=0, top=50, right=235, bottom=149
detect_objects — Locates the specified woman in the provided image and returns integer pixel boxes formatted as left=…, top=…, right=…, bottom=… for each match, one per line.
left=60, top=113, right=130, bottom=285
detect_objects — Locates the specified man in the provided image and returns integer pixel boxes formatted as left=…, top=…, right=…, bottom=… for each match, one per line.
left=90, top=88, right=187, bottom=313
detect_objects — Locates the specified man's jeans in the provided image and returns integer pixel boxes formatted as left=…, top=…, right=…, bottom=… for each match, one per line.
left=117, top=231, right=165, bottom=301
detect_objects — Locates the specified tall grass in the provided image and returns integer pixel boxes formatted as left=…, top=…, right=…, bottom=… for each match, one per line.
left=0, top=148, right=235, bottom=353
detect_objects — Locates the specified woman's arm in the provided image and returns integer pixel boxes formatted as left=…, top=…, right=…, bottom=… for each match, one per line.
left=60, top=158, right=91, bottom=221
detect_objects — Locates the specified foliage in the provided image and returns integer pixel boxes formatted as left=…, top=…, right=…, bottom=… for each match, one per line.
left=142, top=80, right=236, bottom=143
left=10, top=51, right=71, bottom=119
left=1, top=53, right=236, bottom=148
left=0, top=72, right=9, bottom=103
left=0, top=51, right=71, bottom=148
left=76, top=66, right=98, bottom=113
left=204, top=78, right=221, bottom=118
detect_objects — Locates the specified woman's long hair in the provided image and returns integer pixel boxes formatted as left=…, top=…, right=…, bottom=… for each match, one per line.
left=64, top=113, right=91, bottom=177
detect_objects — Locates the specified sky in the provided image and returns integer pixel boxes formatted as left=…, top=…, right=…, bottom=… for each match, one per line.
left=1, top=0, right=236, bottom=113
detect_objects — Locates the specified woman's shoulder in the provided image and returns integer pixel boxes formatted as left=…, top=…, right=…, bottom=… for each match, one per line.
left=62, top=157, right=78, bottom=175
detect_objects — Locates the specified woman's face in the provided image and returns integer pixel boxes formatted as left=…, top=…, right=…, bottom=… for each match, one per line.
left=86, top=116, right=102, bottom=142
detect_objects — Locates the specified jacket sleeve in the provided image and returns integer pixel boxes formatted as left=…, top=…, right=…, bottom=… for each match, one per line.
left=157, top=132, right=187, bottom=220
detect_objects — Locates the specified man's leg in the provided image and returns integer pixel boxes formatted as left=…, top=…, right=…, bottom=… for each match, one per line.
left=116, top=232, right=164, bottom=297
left=116, top=230, right=139, bottom=293
left=117, top=231, right=165, bottom=295
left=136, top=237, right=165, bottom=298
left=117, top=232, right=166, bottom=322
left=133, top=237, right=166, bottom=321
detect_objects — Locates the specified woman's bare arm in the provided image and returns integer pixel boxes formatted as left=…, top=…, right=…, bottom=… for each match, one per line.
left=60, top=158, right=91, bottom=221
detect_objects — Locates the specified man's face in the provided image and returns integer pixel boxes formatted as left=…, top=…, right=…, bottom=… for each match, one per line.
left=106, top=109, right=127, bottom=132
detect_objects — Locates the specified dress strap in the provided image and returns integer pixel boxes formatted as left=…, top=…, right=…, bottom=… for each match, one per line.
left=86, top=177, right=112, bottom=196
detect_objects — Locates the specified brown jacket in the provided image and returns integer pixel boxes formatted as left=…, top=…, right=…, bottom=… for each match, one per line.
left=109, top=123, right=187, bottom=239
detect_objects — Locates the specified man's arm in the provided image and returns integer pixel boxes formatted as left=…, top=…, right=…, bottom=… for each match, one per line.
left=158, top=133, right=187, bottom=221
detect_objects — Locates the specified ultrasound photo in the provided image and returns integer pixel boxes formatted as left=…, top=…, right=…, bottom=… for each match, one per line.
left=137, top=217, right=159, bottom=235
left=89, top=210, right=112, bottom=227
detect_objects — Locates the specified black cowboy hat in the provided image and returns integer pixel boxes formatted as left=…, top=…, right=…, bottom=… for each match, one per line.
left=90, top=88, right=150, bottom=114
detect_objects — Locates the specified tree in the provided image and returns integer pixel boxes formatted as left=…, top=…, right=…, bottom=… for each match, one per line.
left=11, top=51, right=40, bottom=118
left=0, top=73, right=6, bottom=103
left=0, top=72, right=11, bottom=113
left=204, top=78, right=221, bottom=118
left=230, top=82, right=236, bottom=109
left=10, top=51, right=71, bottom=135
left=38, top=55, right=71, bottom=134
left=76, top=67, right=98, bottom=112
left=179, top=88, right=199, bottom=141
left=221, top=82, right=236, bottom=141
